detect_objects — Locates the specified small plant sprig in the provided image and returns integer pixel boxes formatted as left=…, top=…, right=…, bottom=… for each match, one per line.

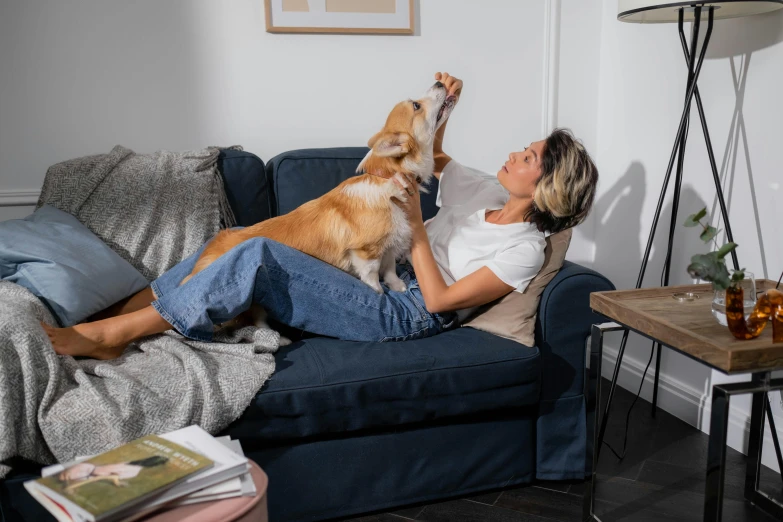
left=684, top=208, right=745, bottom=291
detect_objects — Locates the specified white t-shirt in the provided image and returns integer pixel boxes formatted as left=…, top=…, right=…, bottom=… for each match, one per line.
left=424, top=160, right=546, bottom=321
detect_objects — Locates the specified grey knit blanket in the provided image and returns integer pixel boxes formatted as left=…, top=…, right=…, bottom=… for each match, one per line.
left=37, top=145, right=238, bottom=280
left=0, top=146, right=281, bottom=477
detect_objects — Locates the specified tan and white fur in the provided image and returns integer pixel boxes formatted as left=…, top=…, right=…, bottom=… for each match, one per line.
left=180, top=82, right=456, bottom=303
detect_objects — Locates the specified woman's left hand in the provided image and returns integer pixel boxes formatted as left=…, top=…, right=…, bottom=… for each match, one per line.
left=391, top=173, right=424, bottom=229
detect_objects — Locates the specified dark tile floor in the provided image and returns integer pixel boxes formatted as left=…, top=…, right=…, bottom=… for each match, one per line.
left=341, top=379, right=783, bottom=521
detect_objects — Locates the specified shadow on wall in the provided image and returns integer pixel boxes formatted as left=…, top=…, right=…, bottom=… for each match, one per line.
left=711, top=52, right=769, bottom=279
left=582, top=161, right=714, bottom=396
left=587, top=162, right=646, bottom=290
left=703, top=7, right=783, bottom=279
left=584, top=162, right=710, bottom=291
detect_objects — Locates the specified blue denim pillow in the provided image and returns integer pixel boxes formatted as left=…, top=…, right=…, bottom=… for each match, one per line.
left=0, top=205, right=149, bottom=326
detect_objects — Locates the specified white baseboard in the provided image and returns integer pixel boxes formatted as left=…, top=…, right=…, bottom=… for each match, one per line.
left=601, top=344, right=783, bottom=474
left=0, top=189, right=40, bottom=207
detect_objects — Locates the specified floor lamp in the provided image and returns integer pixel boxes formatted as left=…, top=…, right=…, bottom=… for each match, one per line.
left=597, top=0, right=783, bottom=469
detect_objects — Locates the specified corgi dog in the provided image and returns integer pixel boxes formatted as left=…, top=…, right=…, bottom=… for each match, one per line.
left=180, top=81, right=457, bottom=295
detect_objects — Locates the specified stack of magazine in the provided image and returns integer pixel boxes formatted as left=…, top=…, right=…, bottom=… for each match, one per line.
left=24, top=425, right=256, bottom=522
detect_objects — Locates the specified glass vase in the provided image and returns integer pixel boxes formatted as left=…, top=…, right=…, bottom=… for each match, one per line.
left=711, top=270, right=755, bottom=326
left=726, top=286, right=783, bottom=342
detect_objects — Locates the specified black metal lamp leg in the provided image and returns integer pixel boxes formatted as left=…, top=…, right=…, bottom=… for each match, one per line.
left=676, top=8, right=783, bottom=479
left=597, top=6, right=712, bottom=451
left=679, top=41, right=740, bottom=273
left=651, top=6, right=704, bottom=417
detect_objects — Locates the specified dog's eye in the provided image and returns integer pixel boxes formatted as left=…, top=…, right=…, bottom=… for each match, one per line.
left=412, top=101, right=421, bottom=111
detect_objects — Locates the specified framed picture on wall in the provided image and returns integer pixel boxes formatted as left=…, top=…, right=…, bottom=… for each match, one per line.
left=264, top=0, right=415, bottom=35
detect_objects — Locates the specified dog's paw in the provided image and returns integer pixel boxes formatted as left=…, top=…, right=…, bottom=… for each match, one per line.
left=386, top=278, right=407, bottom=293
left=363, top=279, right=384, bottom=294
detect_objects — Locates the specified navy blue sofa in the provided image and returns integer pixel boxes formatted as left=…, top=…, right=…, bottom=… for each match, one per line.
left=0, top=147, right=614, bottom=522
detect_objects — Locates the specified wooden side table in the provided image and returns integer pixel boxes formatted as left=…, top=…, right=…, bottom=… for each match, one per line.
left=584, top=281, right=783, bottom=522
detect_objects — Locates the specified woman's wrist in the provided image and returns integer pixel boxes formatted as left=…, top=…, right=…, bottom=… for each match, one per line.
left=411, top=222, right=428, bottom=242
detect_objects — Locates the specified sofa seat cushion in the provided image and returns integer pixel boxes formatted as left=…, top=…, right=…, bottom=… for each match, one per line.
left=225, top=327, right=540, bottom=441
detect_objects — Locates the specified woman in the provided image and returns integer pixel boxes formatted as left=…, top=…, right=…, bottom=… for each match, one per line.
left=43, top=72, right=598, bottom=360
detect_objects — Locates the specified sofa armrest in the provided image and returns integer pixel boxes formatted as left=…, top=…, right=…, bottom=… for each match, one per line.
left=533, top=261, right=614, bottom=480
left=535, top=260, right=615, bottom=402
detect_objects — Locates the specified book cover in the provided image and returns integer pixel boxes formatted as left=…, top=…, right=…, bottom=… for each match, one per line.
left=43, top=433, right=255, bottom=509
left=32, top=434, right=212, bottom=520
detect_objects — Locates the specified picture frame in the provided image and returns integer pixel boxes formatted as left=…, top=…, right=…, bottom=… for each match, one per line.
left=264, top=0, right=415, bottom=35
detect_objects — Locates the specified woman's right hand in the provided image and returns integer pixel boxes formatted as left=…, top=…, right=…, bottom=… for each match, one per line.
left=434, top=72, right=463, bottom=103
left=432, top=73, right=461, bottom=177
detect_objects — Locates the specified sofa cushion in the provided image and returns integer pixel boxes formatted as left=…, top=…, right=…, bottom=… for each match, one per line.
left=0, top=205, right=149, bottom=326
left=224, top=327, right=540, bottom=441
left=265, top=147, right=440, bottom=221
left=462, top=228, right=573, bottom=346
left=218, top=149, right=269, bottom=226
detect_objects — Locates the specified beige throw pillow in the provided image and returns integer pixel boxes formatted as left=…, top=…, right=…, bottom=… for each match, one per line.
left=462, top=228, right=573, bottom=346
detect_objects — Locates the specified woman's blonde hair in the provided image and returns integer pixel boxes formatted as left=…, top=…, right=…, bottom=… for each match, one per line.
left=526, top=128, right=598, bottom=233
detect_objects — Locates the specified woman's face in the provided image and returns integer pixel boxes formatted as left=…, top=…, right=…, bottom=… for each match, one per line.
left=497, top=140, right=546, bottom=199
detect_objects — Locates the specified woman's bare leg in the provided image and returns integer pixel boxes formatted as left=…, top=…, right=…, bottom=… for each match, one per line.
left=86, top=287, right=156, bottom=322
left=43, top=305, right=172, bottom=360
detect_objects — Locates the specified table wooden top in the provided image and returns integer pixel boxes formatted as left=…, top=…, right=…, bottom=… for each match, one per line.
left=591, top=280, right=783, bottom=374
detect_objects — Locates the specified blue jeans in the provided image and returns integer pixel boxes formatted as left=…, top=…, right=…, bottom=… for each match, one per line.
left=150, top=237, right=457, bottom=343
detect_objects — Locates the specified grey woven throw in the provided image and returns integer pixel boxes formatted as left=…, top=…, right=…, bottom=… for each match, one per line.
left=0, top=146, right=281, bottom=477
left=37, top=144, right=237, bottom=280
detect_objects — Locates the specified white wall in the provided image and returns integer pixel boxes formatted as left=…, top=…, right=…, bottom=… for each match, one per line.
left=0, top=0, right=559, bottom=220
left=554, top=1, right=604, bottom=266
left=594, top=0, right=783, bottom=472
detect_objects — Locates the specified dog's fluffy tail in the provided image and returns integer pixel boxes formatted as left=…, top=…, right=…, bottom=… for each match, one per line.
left=179, top=229, right=246, bottom=286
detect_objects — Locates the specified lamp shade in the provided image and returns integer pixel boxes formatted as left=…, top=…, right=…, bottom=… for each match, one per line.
left=618, top=1, right=783, bottom=23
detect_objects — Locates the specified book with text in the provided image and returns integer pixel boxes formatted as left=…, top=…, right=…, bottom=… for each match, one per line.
left=25, top=434, right=212, bottom=522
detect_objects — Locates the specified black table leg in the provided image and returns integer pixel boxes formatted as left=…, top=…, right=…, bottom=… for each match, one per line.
left=705, top=384, right=731, bottom=520
left=583, top=322, right=624, bottom=522
left=745, top=373, right=768, bottom=501
left=763, top=394, right=783, bottom=486
left=703, top=375, right=783, bottom=521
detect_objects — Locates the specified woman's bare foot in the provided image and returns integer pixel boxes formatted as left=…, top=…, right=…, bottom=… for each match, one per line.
left=42, top=322, right=128, bottom=360
left=42, top=306, right=173, bottom=360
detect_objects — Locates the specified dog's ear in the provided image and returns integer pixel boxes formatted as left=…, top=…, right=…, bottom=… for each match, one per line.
left=367, top=131, right=383, bottom=149
left=371, top=132, right=414, bottom=158
left=356, top=149, right=373, bottom=174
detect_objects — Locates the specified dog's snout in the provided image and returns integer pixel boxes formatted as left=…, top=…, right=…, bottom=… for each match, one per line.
left=434, top=81, right=444, bottom=89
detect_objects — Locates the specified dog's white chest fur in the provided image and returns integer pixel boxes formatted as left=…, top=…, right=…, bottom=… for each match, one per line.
left=387, top=200, right=413, bottom=258
left=340, top=176, right=419, bottom=293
